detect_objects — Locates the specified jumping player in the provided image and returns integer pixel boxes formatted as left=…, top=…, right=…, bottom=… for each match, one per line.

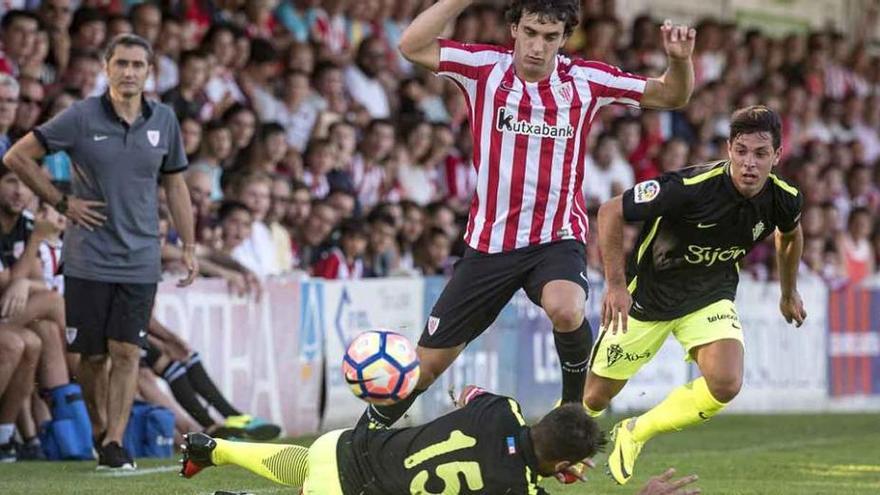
left=181, top=385, right=701, bottom=495
left=587, top=106, right=806, bottom=484
left=363, top=0, right=697, bottom=430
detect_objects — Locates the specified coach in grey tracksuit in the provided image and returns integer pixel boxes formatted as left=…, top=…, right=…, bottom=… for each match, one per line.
left=3, top=34, right=198, bottom=470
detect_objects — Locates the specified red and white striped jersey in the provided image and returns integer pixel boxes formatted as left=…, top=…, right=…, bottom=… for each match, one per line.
left=349, top=154, right=401, bottom=211
left=437, top=39, right=647, bottom=253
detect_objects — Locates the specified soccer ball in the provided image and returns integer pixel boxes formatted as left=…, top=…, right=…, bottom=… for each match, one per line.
left=342, top=330, right=420, bottom=405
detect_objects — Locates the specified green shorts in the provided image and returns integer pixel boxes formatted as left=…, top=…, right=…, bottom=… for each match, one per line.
left=589, top=299, right=744, bottom=380
left=301, top=429, right=347, bottom=495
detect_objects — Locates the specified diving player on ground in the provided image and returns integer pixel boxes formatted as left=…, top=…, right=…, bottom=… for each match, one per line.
left=585, top=106, right=806, bottom=485
left=181, top=385, right=699, bottom=494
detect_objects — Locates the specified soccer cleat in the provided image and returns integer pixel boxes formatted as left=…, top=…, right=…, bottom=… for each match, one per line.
left=223, top=415, right=281, bottom=441
left=606, top=418, right=644, bottom=485
left=180, top=432, right=217, bottom=479
left=0, top=443, right=17, bottom=463
left=212, top=492, right=255, bottom=495
left=96, top=441, right=136, bottom=470
left=16, top=440, right=46, bottom=461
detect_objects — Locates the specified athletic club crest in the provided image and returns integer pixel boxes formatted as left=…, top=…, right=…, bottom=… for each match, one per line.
left=428, top=316, right=440, bottom=335
left=147, top=130, right=160, bottom=147
left=65, top=327, right=78, bottom=345
left=554, top=82, right=573, bottom=104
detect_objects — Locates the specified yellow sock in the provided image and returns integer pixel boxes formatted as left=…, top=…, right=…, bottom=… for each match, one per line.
left=211, top=439, right=310, bottom=486
left=631, top=376, right=726, bottom=443
left=584, top=404, right=605, bottom=418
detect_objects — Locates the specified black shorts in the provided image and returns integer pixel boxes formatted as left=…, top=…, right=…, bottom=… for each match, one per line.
left=65, top=276, right=157, bottom=356
left=419, top=240, right=589, bottom=349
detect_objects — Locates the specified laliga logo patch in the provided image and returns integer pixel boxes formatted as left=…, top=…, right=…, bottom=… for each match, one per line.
left=65, top=327, right=78, bottom=345
left=633, top=180, right=660, bottom=204
left=428, top=316, right=440, bottom=335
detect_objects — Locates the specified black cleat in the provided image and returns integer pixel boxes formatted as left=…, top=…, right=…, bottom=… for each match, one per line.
left=180, top=432, right=217, bottom=479
left=96, top=441, right=136, bottom=470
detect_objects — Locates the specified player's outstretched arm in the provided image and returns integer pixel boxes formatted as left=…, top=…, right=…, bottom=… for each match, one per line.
left=641, top=20, right=696, bottom=109
left=775, top=224, right=807, bottom=327
left=598, top=196, right=632, bottom=334
left=399, top=0, right=473, bottom=71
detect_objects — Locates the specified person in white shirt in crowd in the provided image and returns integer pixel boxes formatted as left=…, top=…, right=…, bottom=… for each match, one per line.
left=202, top=24, right=246, bottom=109
left=268, top=176, right=295, bottom=274
left=396, top=119, right=443, bottom=206
left=583, top=132, right=635, bottom=207
left=343, top=36, right=391, bottom=119
left=152, top=15, right=184, bottom=95
left=233, top=172, right=281, bottom=278
left=262, top=70, right=318, bottom=153
left=217, top=200, right=253, bottom=261
left=239, top=38, right=282, bottom=124
left=349, top=119, right=398, bottom=211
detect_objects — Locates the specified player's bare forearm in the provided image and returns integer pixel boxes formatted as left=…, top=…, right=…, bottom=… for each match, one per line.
left=775, top=225, right=803, bottom=297
left=598, top=196, right=628, bottom=288
left=205, top=250, right=251, bottom=275
left=642, top=57, right=694, bottom=109
left=161, top=173, right=196, bottom=248
left=9, top=237, right=44, bottom=282
left=3, top=133, right=64, bottom=206
left=399, top=0, right=472, bottom=71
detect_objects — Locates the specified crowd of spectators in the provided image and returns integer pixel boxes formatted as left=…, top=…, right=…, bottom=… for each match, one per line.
left=0, top=0, right=876, bottom=291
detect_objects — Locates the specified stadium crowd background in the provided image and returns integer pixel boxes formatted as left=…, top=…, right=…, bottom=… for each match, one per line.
left=0, top=0, right=878, bottom=295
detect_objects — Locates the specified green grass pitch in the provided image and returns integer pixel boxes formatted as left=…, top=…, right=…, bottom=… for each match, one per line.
left=1, top=414, right=878, bottom=494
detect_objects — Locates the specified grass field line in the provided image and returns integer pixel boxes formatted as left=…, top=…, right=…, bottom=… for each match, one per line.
left=657, top=435, right=875, bottom=457
left=94, top=465, right=180, bottom=477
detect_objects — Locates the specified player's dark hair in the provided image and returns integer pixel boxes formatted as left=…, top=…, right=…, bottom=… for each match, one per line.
left=531, top=404, right=607, bottom=463
left=505, top=0, right=580, bottom=37
left=217, top=200, right=251, bottom=222
left=729, top=105, right=782, bottom=150
left=104, top=33, right=153, bottom=63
